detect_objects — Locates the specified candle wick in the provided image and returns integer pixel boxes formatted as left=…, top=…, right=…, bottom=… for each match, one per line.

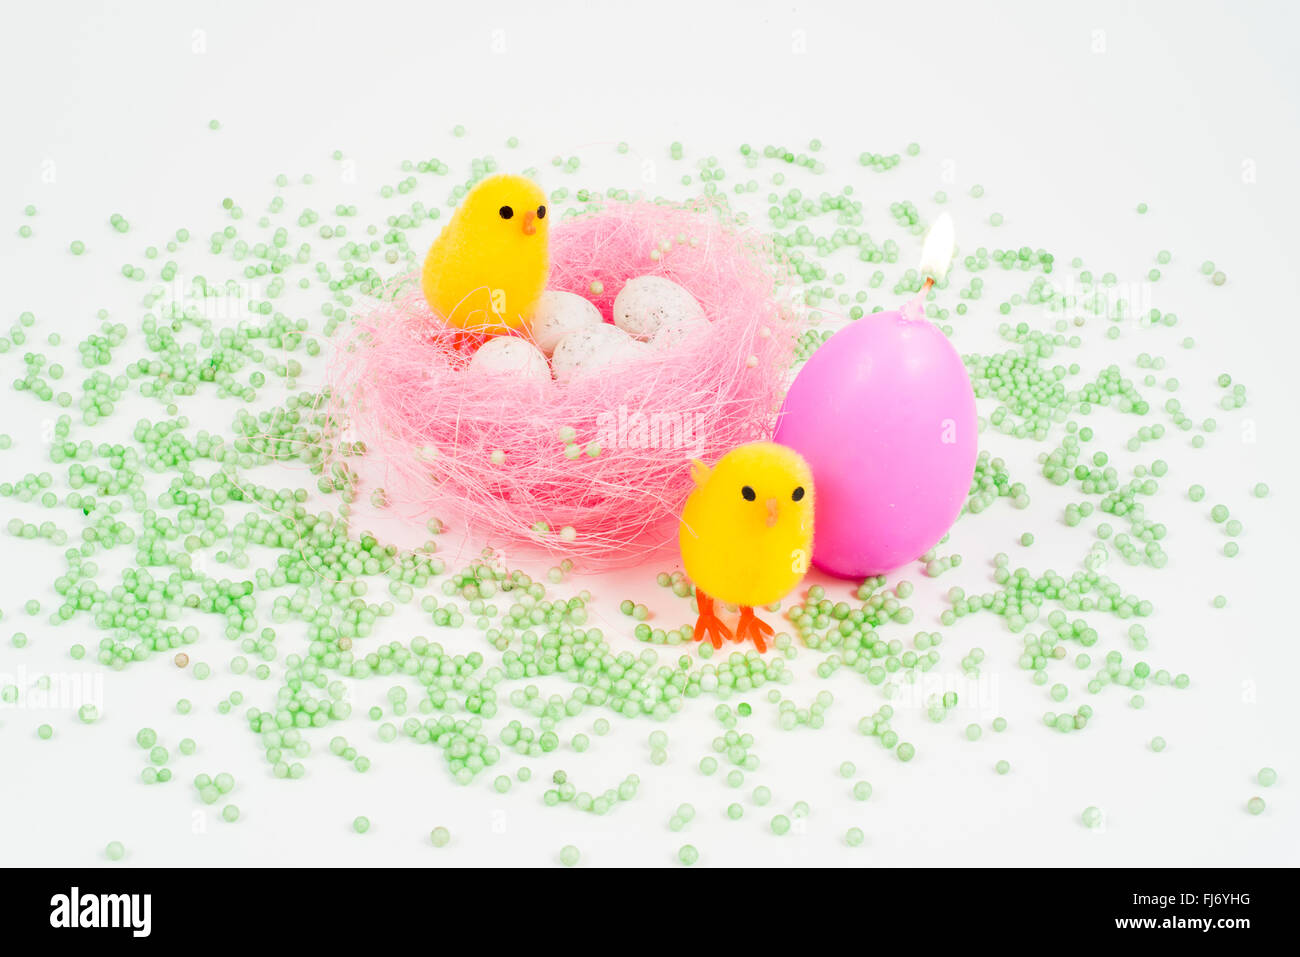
left=903, top=277, right=934, bottom=320
left=902, top=276, right=935, bottom=318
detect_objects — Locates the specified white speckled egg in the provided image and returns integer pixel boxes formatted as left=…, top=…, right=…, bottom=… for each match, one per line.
left=612, top=275, right=705, bottom=340
left=466, top=336, right=551, bottom=381
left=552, top=324, right=648, bottom=382
left=649, top=313, right=709, bottom=350
left=528, top=290, right=604, bottom=355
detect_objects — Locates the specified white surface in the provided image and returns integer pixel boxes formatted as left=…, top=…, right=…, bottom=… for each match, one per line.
left=0, top=0, right=1298, bottom=867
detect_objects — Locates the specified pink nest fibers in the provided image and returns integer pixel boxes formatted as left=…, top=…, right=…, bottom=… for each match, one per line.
left=325, top=197, right=802, bottom=567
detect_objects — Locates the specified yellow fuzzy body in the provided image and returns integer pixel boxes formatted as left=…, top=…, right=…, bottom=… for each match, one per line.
left=421, top=174, right=550, bottom=333
left=679, top=442, right=814, bottom=607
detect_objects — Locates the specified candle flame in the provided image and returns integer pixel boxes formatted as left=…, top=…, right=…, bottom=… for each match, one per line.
left=919, top=212, right=955, bottom=281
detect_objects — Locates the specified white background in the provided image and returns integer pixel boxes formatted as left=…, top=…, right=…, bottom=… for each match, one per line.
left=1, top=0, right=1298, bottom=867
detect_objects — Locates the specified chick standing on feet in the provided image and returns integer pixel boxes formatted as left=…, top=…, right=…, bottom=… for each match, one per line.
left=679, top=442, right=814, bottom=652
left=421, top=174, right=550, bottom=333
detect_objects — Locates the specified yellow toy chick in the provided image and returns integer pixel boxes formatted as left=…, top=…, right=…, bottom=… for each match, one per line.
left=421, top=174, right=550, bottom=333
left=679, top=442, right=814, bottom=653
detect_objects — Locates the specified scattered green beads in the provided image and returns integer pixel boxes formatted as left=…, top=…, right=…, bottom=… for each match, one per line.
left=0, top=130, right=1272, bottom=868
left=1257, top=767, right=1277, bottom=787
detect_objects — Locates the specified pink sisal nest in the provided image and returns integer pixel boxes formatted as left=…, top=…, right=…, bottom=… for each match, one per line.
left=325, top=198, right=801, bottom=567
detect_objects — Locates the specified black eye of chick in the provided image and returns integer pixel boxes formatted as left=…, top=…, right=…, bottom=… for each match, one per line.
left=537, top=205, right=547, bottom=219
left=741, top=486, right=756, bottom=501
left=498, top=205, right=514, bottom=220
left=792, top=486, right=805, bottom=502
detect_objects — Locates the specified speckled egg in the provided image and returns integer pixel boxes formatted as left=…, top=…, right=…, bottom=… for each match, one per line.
left=612, top=275, right=705, bottom=340
left=466, top=336, right=551, bottom=381
left=528, top=290, right=604, bottom=355
left=650, top=313, right=709, bottom=350
left=552, top=323, right=648, bottom=382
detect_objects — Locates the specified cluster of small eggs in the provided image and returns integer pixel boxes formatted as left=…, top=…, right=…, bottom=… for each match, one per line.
left=465, top=276, right=705, bottom=383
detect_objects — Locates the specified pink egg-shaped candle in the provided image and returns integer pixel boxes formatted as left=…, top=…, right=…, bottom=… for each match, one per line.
left=773, top=214, right=977, bottom=578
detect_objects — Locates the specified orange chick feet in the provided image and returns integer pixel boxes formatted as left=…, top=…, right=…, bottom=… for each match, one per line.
left=692, top=591, right=732, bottom=649
left=735, top=606, right=774, bottom=653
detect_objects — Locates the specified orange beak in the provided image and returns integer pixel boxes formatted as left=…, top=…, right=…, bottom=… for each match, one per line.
left=522, top=210, right=537, bottom=235
left=765, top=497, right=779, bottom=528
